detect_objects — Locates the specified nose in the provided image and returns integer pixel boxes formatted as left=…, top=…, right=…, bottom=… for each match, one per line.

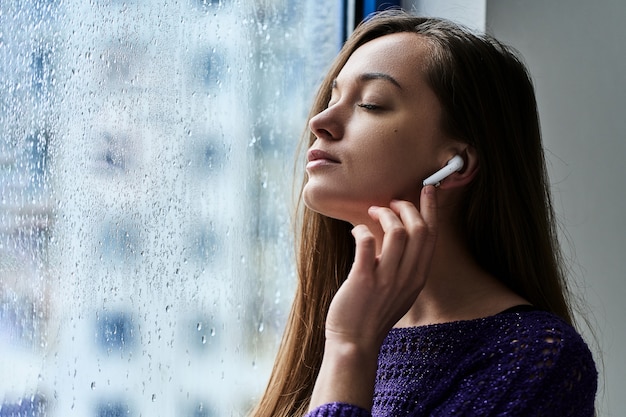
left=308, top=105, right=344, bottom=141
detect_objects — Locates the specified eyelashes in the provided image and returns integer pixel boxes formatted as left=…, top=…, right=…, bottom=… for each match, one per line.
left=325, top=102, right=382, bottom=112
left=357, top=103, right=381, bottom=111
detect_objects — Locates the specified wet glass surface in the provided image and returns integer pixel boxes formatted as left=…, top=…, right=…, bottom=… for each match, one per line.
left=0, top=1, right=341, bottom=415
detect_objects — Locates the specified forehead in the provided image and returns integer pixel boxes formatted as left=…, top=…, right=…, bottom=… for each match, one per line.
left=338, top=32, right=430, bottom=87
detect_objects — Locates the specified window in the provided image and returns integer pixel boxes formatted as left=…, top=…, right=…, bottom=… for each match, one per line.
left=0, top=1, right=342, bottom=415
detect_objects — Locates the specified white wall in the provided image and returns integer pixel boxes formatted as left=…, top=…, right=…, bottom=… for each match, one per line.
left=402, top=0, right=486, bottom=31
left=406, top=0, right=623, bottom=415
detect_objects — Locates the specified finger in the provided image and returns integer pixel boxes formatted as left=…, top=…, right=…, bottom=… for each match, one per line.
left=368, top=206, right=407, bottom=271
left=419, top=185, right=438, bottom=233
left=350, top=224, right=377, bottom=276
left=412, top=186, right=438, bottom=277
left=388, top=199, right=422, bottom=229
left=388, top=199, right=430, bottom=283
left=388, top=197, right=433, bottom=243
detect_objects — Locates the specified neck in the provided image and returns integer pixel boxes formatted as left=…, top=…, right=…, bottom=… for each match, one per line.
left=392, top=219, right=528, bottom=327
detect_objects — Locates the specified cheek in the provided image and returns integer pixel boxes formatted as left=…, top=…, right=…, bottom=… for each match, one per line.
left=378, top=128, right=422, bottom=170
left=350, top=145, right=420, bottom=197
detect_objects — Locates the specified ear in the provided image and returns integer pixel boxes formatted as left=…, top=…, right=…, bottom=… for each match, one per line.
left=437, top=145, right=479, bottom=190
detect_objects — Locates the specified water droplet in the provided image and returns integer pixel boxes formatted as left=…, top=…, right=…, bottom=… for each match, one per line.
left=258, top=322, right=264, bottom=333
left=151, top=394, right=156, bottom=402
left=91, top=382, right=96, bottom=390
left=201, top=335, right=206, bottom=344
left=197, top=323, right=202, bottom=331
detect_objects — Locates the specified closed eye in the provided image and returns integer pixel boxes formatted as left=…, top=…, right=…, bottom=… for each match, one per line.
left=357, top=103, right=381, bottom=111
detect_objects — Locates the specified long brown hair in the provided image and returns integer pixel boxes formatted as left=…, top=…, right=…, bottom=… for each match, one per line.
left=251, top=10, right=573, bottom=417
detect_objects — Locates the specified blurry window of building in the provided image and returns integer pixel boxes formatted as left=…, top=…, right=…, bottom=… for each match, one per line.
left=0, top=1, right=342, bottom=415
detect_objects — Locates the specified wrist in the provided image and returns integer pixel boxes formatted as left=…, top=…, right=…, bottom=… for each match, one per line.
left=308, top=339, right=380, bottom=412
left=323, top=337, right=381, bottom=367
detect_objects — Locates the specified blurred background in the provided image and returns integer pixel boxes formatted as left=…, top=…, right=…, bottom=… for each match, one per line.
left=0, top=0, right=342, bottom=415
left=1, top=0, right=623, bottom=416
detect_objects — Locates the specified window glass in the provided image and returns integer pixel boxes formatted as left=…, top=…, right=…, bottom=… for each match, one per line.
left=0, top=1, right=341, bottom=415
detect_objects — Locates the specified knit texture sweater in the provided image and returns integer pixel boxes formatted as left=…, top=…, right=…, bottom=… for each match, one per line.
left=305, top=308, right=597, bottom=417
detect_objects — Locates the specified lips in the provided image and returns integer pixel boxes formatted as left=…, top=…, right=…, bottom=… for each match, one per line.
left=306, top=149, right=341, bottom=171
left=307, top=149, right=340, bottom=164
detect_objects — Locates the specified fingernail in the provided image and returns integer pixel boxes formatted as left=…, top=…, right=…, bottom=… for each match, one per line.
left=423, top=185, right=435, bottom=195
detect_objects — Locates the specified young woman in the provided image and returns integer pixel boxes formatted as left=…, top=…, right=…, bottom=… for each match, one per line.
left=252, top=10, right=597, bottom=417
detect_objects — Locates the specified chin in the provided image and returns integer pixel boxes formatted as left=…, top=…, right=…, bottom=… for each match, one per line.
left=302, top=190, right=337, bottom=218
left=302, top=191, right=331, bottom=217
left=303, top=196, right=365, bottom=227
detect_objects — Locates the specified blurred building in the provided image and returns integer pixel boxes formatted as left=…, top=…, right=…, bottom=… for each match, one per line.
left=1, top=0, right=341, bottom=416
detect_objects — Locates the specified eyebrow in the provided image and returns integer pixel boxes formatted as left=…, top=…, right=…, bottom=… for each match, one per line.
left=332, top=72, right=403, bottom=90
left=360, top=72, right=403, bottom=89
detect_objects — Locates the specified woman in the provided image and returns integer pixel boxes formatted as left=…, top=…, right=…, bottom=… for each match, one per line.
left=252, top=10, right=597, bottom=417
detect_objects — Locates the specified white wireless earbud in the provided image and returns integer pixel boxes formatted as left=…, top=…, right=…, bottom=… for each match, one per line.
left=422, top=155, right=464, bottom=187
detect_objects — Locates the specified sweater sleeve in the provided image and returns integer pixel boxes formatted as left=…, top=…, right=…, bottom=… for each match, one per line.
left=304, top=402, right=371, bottom=417
left=428, top=318, right=597, bottom=417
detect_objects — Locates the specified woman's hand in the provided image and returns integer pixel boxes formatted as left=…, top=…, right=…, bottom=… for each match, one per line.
left=326, top=185, right=438, bottom=347
left=309, top=186, right=438, bottom=412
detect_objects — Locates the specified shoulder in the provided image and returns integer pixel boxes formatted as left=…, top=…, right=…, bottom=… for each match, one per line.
left=484, top=309, right=596, bottom=372
left=476, top=309, right=598, bottom=414
left=493, top=309, right=592, bottom=355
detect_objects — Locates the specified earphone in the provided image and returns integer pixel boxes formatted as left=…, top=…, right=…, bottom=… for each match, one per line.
left=422, top=155, right=464, bottom=187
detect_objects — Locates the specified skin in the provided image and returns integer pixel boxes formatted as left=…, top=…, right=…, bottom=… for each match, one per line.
left=305, top=33, right=529, bottom=411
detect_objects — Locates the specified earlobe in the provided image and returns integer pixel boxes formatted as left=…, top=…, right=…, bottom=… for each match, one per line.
left=437, top=147, right=479, bottom=190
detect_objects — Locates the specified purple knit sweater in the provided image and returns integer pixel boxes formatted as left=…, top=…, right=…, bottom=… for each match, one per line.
left=306, top=308, right=597, bottom=417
